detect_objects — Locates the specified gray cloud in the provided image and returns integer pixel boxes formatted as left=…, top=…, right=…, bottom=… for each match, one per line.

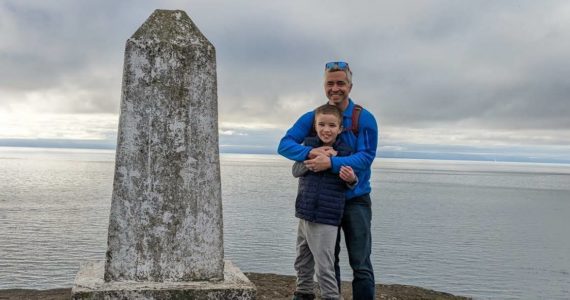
left=1, top=0, right=569, bottom=149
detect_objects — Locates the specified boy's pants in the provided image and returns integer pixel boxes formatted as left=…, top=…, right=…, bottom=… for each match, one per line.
left=295, top=219, right=340, bottom=300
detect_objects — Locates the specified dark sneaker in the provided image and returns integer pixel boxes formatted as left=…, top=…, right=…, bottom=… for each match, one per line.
left=292, top=291, right=316, bottom=300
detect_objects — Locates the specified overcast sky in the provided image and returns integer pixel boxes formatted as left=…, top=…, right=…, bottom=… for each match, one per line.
left=1, top=0, right=569, bottom=158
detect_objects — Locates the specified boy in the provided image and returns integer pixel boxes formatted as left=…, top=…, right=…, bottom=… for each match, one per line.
left=291, top=104, right=357, bottom=300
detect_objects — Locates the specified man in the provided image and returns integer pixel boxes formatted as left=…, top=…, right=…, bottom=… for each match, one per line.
left=278, top=61, right=378, bottom=299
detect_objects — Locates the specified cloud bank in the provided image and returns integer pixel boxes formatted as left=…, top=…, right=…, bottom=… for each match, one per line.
left=1, top=0, right=569, bottom=157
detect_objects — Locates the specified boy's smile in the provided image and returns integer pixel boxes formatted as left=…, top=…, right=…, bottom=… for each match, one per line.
left=315, top=113, right=342, bottom=146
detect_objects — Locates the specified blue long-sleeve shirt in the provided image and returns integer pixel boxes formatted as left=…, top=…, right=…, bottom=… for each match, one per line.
left=278, top=99, right=378, bottom=199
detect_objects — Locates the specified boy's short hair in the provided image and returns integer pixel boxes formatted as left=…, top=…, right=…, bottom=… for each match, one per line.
left=314, top=104, right=343, bottom=125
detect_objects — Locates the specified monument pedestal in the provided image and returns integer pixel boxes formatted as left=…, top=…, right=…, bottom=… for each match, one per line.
left=72, top=260, right=256, bottom=300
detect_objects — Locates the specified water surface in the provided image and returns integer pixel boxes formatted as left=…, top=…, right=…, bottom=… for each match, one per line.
left=1, top=147, right=569, bottom=299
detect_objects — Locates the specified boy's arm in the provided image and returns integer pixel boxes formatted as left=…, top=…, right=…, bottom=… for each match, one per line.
left=330, top=110, right=378, bottom=173
left=339, top=165, right=358, bottom=189
left=346, top=176, right=359, bottom=189
left=292, top=161, right=309, bottom=178
left=277, top=112, right=314, bottom=161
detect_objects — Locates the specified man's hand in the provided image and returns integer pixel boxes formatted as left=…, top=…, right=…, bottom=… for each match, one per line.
left=324, top=148, right=338, bottom=157
left=304, top=154, right=331, bottom=172
left=339, top=165, right=356, bottom=183
left=308, top=146, right=333, bottom=159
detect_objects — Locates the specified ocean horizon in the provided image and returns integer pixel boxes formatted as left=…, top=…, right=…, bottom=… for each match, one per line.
left=0, top=143, right=569, bottom=165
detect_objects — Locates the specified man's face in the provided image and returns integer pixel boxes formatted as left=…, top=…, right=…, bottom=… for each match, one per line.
left=324, top=71, right=352, bottom=109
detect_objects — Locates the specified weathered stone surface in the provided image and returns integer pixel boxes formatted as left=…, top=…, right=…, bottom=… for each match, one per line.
left=72, top=261, right=256, bottom=300
left=71, top=9, right=254, bottom=299
left=104, top=9, right=223, bottom=282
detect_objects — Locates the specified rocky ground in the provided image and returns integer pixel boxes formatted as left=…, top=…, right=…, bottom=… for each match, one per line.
left=0, top=272, right=470, bottom=300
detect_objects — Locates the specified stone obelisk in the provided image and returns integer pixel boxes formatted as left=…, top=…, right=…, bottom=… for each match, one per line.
left=105, top=8, right=224, bottom=282
left=71, top=10, right=255, bottom=299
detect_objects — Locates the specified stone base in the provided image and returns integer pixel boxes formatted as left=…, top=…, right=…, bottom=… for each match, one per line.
left=71, top=260, right=256, bottom=300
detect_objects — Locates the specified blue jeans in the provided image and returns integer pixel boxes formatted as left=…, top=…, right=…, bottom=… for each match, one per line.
left=335, top=194, right=375, bottom=299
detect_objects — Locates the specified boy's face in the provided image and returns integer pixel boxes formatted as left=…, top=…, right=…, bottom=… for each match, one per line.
left=315, top=113, right=342, bottom=146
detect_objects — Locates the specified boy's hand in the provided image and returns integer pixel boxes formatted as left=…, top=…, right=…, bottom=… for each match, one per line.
left=339, top=166, right=356, bottom=183
left=309, top=146, right=333, bottom=158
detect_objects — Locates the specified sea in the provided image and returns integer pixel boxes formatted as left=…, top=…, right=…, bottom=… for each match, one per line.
left=0, top=147, right=569, bottom=300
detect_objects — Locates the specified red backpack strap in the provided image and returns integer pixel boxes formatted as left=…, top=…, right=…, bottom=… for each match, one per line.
left=351, top=104, right=363, bottom=136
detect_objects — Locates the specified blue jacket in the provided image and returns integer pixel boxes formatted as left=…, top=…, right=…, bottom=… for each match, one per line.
left=278, top=99, right=378, bottom=200
left=295, top=137, right=352, bottom=226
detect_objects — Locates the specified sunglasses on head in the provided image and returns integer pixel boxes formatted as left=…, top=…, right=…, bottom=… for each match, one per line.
left=325, top=61, right=350, bottom=71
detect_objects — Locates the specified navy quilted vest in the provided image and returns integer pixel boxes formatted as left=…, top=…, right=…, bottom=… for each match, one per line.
left=295, top=137, right=353, bottom=226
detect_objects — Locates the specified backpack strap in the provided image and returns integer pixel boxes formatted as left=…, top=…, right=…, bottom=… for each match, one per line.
left=351, top=104, right=363, bottom=136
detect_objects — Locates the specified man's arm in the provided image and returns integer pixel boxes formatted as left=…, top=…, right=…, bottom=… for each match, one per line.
left=330, top=110, right=378, bottom=173
left=277, top=111, right=314, bottom=161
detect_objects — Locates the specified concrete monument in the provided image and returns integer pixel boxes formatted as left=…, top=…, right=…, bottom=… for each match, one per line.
left=71, top=9, right=256, bottom=299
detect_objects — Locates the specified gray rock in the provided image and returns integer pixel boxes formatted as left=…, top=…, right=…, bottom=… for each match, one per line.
left=104, top=9, right=223, bottom=282
left=72, top=9, right=256, bottom=299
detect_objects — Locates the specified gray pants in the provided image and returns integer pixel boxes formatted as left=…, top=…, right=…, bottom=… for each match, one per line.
left=294, top=219, right=340, bottom=300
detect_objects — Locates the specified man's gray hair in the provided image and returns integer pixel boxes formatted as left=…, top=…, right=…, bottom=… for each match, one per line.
left=324, top=66, right=353, bottom=85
